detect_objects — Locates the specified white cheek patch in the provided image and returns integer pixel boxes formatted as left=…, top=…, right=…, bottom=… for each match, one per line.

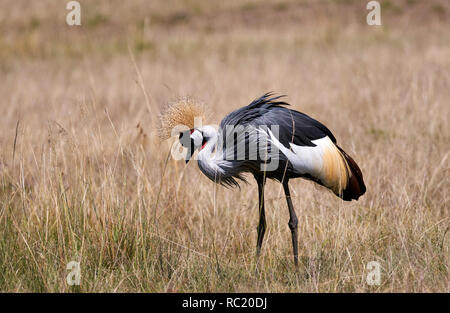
left=191, top=130, right=203, bottom=147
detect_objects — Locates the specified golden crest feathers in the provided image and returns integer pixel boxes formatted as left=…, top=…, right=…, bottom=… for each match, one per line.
left=157, top=97, right=205, bottom=141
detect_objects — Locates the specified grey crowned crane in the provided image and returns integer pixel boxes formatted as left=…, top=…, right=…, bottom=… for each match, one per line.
left=174, top=93, right=366, bottom=266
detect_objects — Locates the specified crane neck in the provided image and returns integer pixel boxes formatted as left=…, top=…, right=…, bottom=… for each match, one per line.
left=196, top=129, right=227, bottom=179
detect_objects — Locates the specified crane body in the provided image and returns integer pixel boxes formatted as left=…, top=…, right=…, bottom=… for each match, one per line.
left=178, top=93, right=366, bottom=265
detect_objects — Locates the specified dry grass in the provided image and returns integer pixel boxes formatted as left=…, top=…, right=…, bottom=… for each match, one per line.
left=0, top=0, right=449, bottom=292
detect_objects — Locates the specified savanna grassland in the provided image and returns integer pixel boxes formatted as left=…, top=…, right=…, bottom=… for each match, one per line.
left=0, top=0, right=448, bottom=292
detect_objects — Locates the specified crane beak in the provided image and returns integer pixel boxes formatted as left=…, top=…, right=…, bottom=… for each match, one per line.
left=185, top=139, right=195, bottom=164
left=179, top=130, right=196, bottom=164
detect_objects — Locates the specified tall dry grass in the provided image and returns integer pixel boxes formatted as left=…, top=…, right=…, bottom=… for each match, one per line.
left=0, top=0, right=448, bottom=292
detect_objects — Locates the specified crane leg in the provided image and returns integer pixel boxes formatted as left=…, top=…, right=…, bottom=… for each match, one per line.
left=283, top=180, right=299, bottom=267
left=256, top=177, right=266, bottom=259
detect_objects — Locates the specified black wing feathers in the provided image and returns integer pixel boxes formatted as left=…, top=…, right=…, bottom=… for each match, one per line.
left=220, top=93, right=336, bottom=148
